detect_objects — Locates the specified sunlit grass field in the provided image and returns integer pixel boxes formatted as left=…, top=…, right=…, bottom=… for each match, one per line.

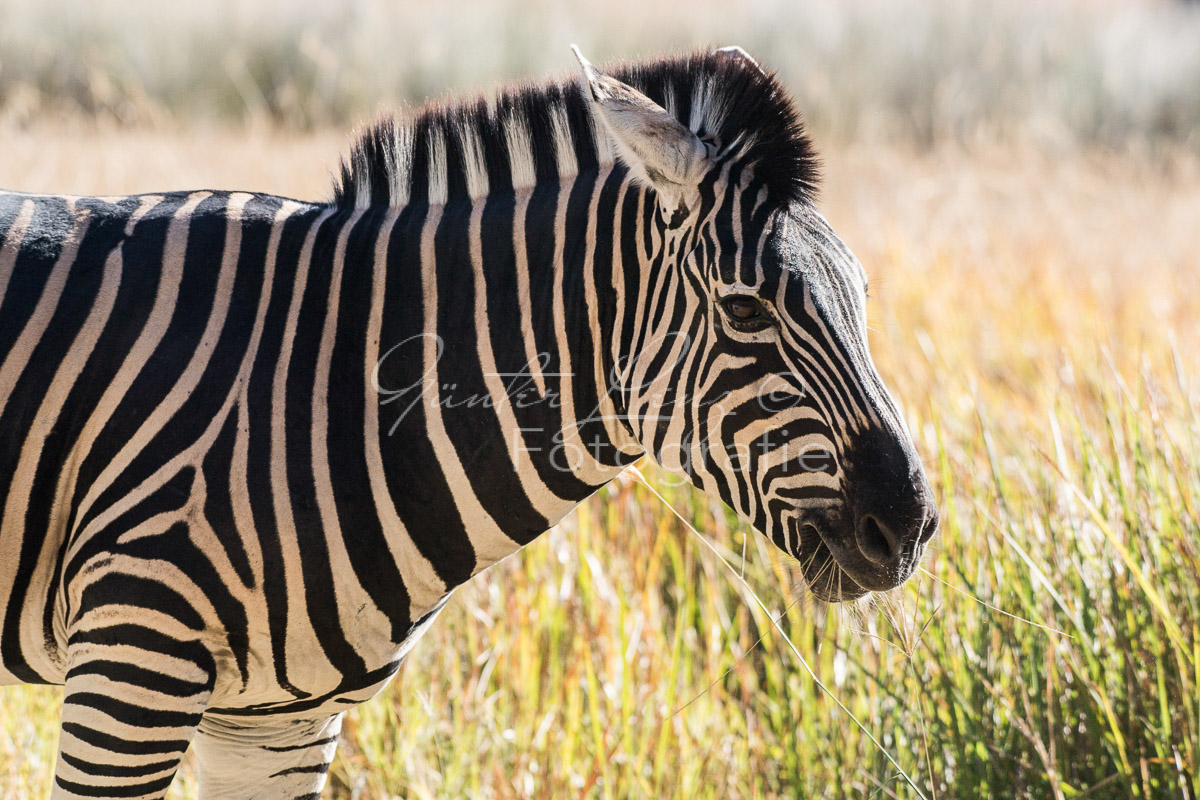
left=0, top=125, right=1195, bottom=799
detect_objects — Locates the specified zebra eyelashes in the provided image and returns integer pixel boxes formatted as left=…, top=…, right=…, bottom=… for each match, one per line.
left=720, top=294, right=774, bottom=332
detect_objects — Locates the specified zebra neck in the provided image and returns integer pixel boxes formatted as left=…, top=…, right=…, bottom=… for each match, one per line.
left=364, top=166, right=647, bottom=581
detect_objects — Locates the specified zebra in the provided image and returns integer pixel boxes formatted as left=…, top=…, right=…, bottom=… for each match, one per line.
left=0, top=47, right=937, bottom=798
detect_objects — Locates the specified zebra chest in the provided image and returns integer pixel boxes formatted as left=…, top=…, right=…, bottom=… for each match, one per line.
left=207, top=587, right=451, bottom=719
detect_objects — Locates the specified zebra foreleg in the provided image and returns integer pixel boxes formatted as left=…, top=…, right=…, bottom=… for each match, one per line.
left=193, top=713, right=344, bottom=799
left=51, top=640, right=215, bottom=799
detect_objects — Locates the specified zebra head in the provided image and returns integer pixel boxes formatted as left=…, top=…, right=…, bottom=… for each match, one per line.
left=578, top=49, right=938, bottom=601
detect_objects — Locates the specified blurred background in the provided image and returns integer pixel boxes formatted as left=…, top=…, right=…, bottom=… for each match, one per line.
left=1, top=1, right=1198, bottom=798
left=2, top=0, right=1199, bottom=147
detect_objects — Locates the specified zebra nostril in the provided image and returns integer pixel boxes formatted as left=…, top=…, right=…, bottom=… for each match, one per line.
left=855, top=514, right=902, bottom=566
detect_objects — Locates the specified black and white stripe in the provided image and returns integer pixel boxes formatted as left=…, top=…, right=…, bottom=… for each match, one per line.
left=0, top=48, right=936, bottom=798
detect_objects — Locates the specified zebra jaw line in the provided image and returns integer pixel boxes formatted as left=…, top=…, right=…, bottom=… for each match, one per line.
left=0, top=47, right=937, bottom=798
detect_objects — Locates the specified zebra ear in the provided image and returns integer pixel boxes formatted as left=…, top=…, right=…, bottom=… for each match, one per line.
left=713, top=45, right=765, bottom=74
left=571, top=46, right=709, bottom=214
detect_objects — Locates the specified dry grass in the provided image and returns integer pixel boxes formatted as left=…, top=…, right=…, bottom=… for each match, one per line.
left=0, top=125, right=1196, bottom=799
left=2, top=0, right=1199, bottom=149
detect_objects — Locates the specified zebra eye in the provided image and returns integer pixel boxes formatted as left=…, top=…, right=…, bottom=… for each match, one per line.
left=721, top=295, right=772, bottom=331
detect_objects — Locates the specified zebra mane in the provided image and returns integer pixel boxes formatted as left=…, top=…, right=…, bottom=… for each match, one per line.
left=332, top=50, right=820, bottom=209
